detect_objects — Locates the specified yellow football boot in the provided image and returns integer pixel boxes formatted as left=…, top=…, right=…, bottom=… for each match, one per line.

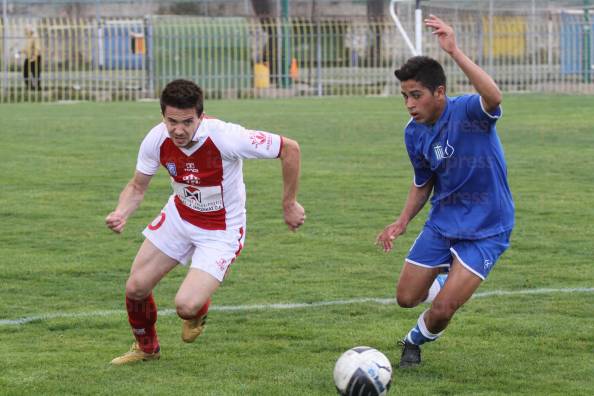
left=181, top=315, right=207, bottom=343
left=110, top=342, right=160, bottom=365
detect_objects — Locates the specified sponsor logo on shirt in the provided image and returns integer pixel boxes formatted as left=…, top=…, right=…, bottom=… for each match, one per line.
left=175, top=183, right=224, bottom=212
left=166, top=162, right=177, bottom=176
left=183, top=186, right=202, bottom=204
left=185, top=162, right=199, bottom=173
left=182, top=173, right=200, bottom=185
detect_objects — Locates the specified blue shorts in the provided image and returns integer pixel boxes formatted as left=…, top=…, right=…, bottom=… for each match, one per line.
left=406, top=225, right=511, bottom=280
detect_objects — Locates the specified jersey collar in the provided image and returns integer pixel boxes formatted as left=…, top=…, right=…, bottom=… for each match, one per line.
left=192, top=114, right=207, bottom=142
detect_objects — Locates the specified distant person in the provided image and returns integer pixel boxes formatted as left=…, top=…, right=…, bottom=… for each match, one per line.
left=23, top=25, right=42, bottom=90
left=106, top=79, right=305, bottom=365
left=376, top=15, right=514, bottom=368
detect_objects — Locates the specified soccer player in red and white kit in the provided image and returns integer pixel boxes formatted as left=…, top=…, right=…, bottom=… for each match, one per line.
left=106, top=79, right=305, bottom=365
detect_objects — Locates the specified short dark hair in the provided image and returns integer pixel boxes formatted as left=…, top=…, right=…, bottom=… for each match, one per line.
left=394, top=56, right=446, bottom=92
left=160, top=79, right=204, bottom=116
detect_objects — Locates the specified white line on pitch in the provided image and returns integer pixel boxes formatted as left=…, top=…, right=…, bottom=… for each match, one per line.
left=1, top=287, right=592, bottom=327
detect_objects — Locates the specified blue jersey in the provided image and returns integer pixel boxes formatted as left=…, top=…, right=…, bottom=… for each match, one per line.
left=404, top=94, right=514, bottom=240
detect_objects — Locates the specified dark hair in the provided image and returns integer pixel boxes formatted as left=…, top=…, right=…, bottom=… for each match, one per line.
left=160, top=79, right=204, bottom=116
left=394, top=56, right=446, bottom=92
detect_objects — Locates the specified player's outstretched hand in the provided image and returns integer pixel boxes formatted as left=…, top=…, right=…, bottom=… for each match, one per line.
left=425, top=14, right=457, bottom=55
left=375, top=221, right=406, bottom=253
left=105, top=211, right=127, bottom=234
left=283, top=201, right=305, bottom=232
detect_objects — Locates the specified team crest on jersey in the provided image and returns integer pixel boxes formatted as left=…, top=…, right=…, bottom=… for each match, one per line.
left=249, top=131, right=269, bottom=149
left=433, top=139, right=455, bottom=160
left=166, top=162, right=177, bottom=176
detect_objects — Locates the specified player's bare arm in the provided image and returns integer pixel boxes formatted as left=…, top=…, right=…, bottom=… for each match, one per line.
left=425, top=14, right=502, bottom=113
left=279, top=137, right=305, bottom=231
left=376, top=178, right=434, bottom=252
left=105, top=171, right=153, bottom=234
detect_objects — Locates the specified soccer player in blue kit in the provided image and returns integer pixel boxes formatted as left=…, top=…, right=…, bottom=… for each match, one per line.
left=376, top=15, right=514, bottom=368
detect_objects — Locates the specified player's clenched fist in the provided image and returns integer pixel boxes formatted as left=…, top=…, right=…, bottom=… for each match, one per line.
left=284, top=201, right=306, bottom=231
left=105, top=212, right=127, bottom=233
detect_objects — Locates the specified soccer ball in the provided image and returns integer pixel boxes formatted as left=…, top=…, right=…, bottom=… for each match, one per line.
left=333, top=346, right=393, bottom=396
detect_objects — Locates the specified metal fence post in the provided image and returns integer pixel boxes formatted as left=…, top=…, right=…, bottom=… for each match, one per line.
left=316, top=18, right=322, bottom=96
left=280, top=0, right=291, bottom=88
left=2, top=0, right=7, bottom=99
left=144, top=15, right=154, bottom=97
left=584, top=0, right=591, bottom=83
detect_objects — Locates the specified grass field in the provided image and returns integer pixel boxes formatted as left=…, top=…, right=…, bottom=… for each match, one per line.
left=0, top=94, right=593, bottom=395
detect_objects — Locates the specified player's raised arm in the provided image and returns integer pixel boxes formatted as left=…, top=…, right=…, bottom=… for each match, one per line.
left=105, top=171, right=153, bottom=234
left=278, top=137, right=305, bottom=231
left=425, top=14, right=502, bottom=113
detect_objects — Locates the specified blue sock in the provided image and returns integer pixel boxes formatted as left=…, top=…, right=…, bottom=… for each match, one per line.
left=405, top=309, right=444, bottom=346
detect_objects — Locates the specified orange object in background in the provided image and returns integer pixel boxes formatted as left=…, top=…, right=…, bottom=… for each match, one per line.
left=290, top=58, right=299, bottom=80
left=130, top=32, right=145, bottom=55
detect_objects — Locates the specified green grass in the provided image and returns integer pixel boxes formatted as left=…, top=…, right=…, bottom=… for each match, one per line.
left=0, top=95, right=593, bottom=395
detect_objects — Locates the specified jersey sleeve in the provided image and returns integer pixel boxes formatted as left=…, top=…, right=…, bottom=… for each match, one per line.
left=218, top=122, right=283, bottom=160
left=464, top=94, right=502, bottom=126
left=136, top=129, right=162, bottom=176
left=405, top=129, right=433, bottom=187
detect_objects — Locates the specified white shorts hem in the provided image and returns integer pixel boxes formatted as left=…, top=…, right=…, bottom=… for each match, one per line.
left=449, top=247, right=485, bottom=280
left=405, top=258, right=450, bottom=269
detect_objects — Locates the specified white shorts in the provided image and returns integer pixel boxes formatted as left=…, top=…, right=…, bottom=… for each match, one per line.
left=142, top=197, right=246, bottom=282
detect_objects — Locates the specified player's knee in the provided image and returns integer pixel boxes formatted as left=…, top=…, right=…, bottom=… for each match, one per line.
left=125, top=277, right=151, bottom=301
left=396, top=290, right=421, bottom=308
left=175, top=298, right=201, bottom=319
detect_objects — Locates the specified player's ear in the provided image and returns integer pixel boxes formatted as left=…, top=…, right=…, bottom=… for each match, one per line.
left=435, top=85, right=446, bottom=98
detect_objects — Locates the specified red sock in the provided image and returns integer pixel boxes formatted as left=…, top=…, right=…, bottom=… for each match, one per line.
left=126, top=294, right=159, bottom=353
left=196, top=297, right=211, bottom=318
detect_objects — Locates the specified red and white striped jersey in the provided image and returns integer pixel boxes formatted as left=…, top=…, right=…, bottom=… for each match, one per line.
left=136, top=116, right=283, bottom=230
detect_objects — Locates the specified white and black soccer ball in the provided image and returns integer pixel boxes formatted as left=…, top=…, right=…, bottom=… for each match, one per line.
left=333, top=346, right=393, bottom=396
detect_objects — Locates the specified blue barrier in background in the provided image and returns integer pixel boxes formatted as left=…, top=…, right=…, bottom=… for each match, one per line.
left=97, top=21, right=145, bottom=70
left=561, top=12, right=593, bottom=75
